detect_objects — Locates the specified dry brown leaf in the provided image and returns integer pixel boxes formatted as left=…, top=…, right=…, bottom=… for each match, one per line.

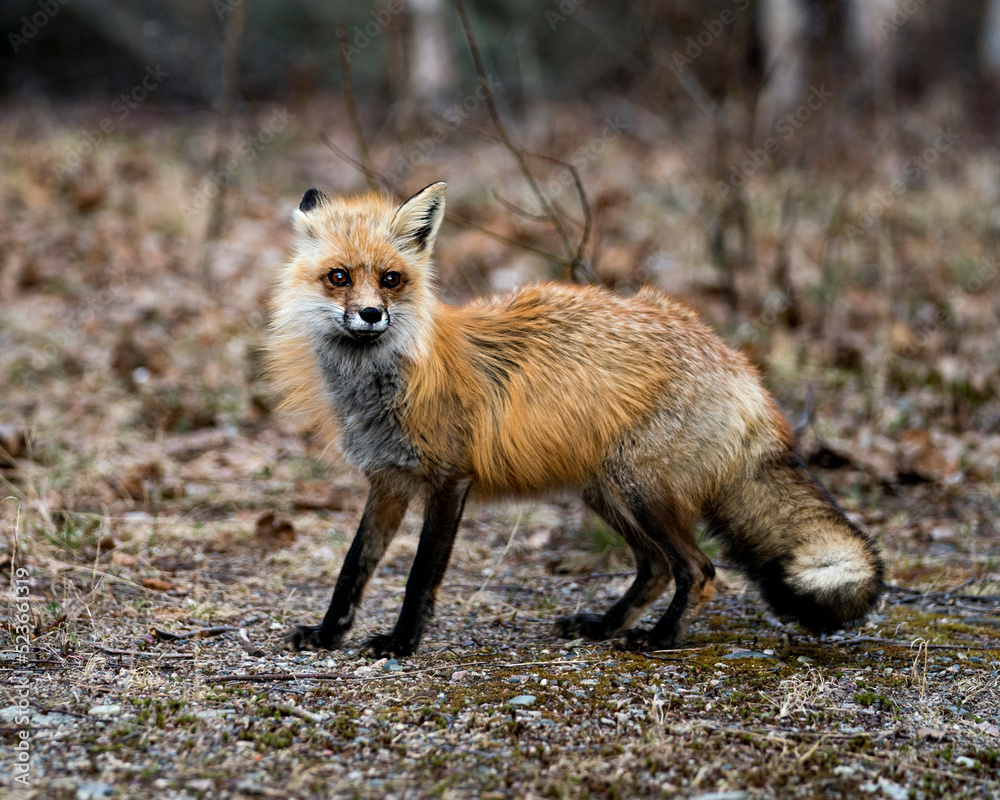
left=0, top=423, right=27, bottom=467
left=118, top=461, right=163, bottom=501
left=255, top=511, right=296, bottom=547
left=111, top=551, right=138, bottom=567
left=140, top=577, right=176, bottom=592
left=162, top=429, right=231, bottom=462
left=897, top=428, right=961, bottom=482
left=292, top=480, right=355, bottom=511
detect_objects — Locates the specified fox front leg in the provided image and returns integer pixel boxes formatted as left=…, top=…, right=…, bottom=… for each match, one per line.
left=364, top=478, right=472, bottom=658
left=285, top=474, right=412, bottom=651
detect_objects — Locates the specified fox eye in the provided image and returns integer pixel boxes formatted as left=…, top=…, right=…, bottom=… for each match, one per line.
left=381, top=271, right=401, bottom=288
left=327, top=269, right=350, bottom=287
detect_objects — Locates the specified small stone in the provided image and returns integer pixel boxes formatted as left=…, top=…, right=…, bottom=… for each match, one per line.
left=690, top=792, right=747, bottom=800
left=76, top=782, right=114, bottom=800
left=509, top=695, right=536, bottom=706
left=955, top=756, right=977, bottom=768
left=195, top=709, right=234, bottom=720
left=450, top=670, right=469, bottom=682
left=722, top=650, right=776, bottom=661
left=87, top=704, right=122, bottom=717
left=384, top=658, right=402, bottom=672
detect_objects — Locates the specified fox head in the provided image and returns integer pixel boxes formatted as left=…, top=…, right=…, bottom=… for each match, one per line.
left=274, top=182, right=446, bottom=356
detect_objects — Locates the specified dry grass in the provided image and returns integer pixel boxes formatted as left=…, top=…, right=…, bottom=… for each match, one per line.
left=1, top=101, right=999, bottom=798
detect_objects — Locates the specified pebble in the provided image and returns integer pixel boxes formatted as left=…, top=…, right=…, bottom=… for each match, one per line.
left=194, top=709, right=234, bottom=720
left=722, top=651, right=777, bottom=661
left=690, top=792, right=747, bottom=800
left=384, top=658, right=402, bottom=672
left=76, top=782, right=114, bottom=800
left=509, top=695, right=536, bottom=706
left=87, top=704, right=122, bottom=717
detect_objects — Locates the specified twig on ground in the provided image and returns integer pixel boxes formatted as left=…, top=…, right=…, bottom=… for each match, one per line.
left=276, top=704, right=327, bottom=724
left=86, top=643, right=195, bottom=659
left=151, top=615, right=263, bottom=642
left=838, top=636, right=998, bottom=652
left=204, top=658, right=594, bottom=684
left=152, top=626, right=238, bottom=642
left=236, top=627, right=265, bottom=657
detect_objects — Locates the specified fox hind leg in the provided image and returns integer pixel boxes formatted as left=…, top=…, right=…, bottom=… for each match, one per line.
left=626, top=495, right=716, bottom=649
left=555, top=484, right=674, bottom=641
left=555, top=483, right=716, bottom=650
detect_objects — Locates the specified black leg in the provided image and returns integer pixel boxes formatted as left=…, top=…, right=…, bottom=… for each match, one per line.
left=555, top=485, right=673, bottom=641
left=285, top=473, right=413, bottom=651
left=555, top=483, right=715, bottom=650
left=625, top=497, right=715, bottom=651
left=365, top=478, right=471, bottom=658
left=638, top=556, right=693, bottom=648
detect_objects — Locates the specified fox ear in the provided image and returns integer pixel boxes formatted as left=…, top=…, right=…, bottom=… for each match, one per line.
left=298, top=188, right=328, bottom=213
left=293, top=188, right=328, bottom=237
left=392, top=182, right=446, bottom=255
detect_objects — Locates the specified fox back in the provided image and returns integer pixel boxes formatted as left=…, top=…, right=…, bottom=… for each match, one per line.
left=269, top=183, right=884, bottom=658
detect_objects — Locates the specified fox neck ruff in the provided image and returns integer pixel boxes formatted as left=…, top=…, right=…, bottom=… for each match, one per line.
left=309, top=295, right=441, bottom=476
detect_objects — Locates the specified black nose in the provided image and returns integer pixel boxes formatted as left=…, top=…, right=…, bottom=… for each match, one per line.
left=358, top=307, right=383, bottom=324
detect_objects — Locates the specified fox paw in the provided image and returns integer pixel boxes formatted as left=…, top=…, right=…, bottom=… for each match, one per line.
left=362, top=633, right=417, bottom=659
left=554, top=613, right=615, bottom=641
left=613, top=627, right=678, bottom=652
left=283, top=625, right=341, bottom=652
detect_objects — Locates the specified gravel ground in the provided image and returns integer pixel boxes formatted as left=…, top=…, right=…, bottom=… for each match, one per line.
left=2, top=472, right=999, bottom=799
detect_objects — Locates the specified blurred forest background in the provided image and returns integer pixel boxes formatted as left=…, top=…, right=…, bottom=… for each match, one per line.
left=3, top=0, right=1000, bottom=506
left=2, top=0, right=1000, bottom=588
left=3, top=0, right=1000, bottom=627
left=3, top=2, right=1000, bottom=798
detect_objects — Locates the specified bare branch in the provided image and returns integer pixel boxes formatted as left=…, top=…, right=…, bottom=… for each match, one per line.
left=197, top=0, right=247, bottom=290
left=452, top=0, right=576, bottom=263
left=432, top=110, right=597, bottom=282
left=337, top=22, right=378, bottom=192
left=318, top=131, right=575, bottom=266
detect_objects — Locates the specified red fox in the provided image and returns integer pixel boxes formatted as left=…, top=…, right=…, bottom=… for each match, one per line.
left=268, top=182, right=884, bottom=657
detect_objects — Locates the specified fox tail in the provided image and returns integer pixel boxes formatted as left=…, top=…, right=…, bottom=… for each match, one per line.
left=706, top=449, right=885, bottom=633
